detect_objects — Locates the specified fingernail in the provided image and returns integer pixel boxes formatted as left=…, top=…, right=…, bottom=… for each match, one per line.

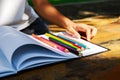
left=87, top=38, right=90, bottom=41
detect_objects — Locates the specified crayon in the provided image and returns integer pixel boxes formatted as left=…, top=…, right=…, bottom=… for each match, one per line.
left=56, top=35, right=84, bottom=50
left=58, top=33, right=88, bottom=49
left=49, top=37, right=82, bottom=56
left=32, top=34, right=69, bottom=53
left=49, top=33, right=83, bottom=49
left=45, top=33, right=82, bottom=51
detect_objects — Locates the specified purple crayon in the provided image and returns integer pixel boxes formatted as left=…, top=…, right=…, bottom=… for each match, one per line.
left=49, top=37, right=82, bottom=56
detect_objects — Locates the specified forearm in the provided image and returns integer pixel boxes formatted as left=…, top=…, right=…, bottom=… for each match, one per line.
left=32, top=0, right=73, bottom=28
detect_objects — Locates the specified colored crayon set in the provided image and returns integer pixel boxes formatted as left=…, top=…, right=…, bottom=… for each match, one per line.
left=32, top=33, right=89, bottom=56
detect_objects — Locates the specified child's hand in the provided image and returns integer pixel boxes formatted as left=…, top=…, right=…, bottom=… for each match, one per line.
left=65, top=23, right=97, bottom=41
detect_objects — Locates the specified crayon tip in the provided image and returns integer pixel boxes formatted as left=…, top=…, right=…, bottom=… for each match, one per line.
left=65, top=49, right=70, bottom=53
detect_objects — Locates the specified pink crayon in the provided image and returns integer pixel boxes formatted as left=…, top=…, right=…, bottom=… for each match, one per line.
left=32, top=34, right=69, bottom=53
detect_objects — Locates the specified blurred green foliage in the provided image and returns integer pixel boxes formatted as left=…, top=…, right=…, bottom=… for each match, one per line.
left=48, top=0, right=97, bottom=5
left=28, top=0, right=98, bottom=6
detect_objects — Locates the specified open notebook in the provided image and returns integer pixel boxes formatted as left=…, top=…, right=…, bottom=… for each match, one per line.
left=0, top=26, right=108, bottom=78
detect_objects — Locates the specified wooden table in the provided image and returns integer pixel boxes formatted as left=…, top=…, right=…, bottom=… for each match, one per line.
left=1, top=16, right=120, bottom=80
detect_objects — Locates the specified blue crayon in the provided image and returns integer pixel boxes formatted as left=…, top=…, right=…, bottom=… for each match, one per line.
left=57, top=34, right=88, bottom=49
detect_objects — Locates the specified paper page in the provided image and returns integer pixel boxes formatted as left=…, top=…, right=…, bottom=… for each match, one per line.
left=74, top=38, right=108, bottom=56
left=0, top=48, right=16, bottom=77
left=18, top=56, right=70, bottom=71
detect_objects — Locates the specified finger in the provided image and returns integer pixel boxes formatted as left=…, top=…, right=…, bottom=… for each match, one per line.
left=86, top=28, right=91, bottom=41
left=76, top=24, right=91, bottom=41
left=66, top=29, right=81, bottom=39
left=91, top=27, right=97, bottom=38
